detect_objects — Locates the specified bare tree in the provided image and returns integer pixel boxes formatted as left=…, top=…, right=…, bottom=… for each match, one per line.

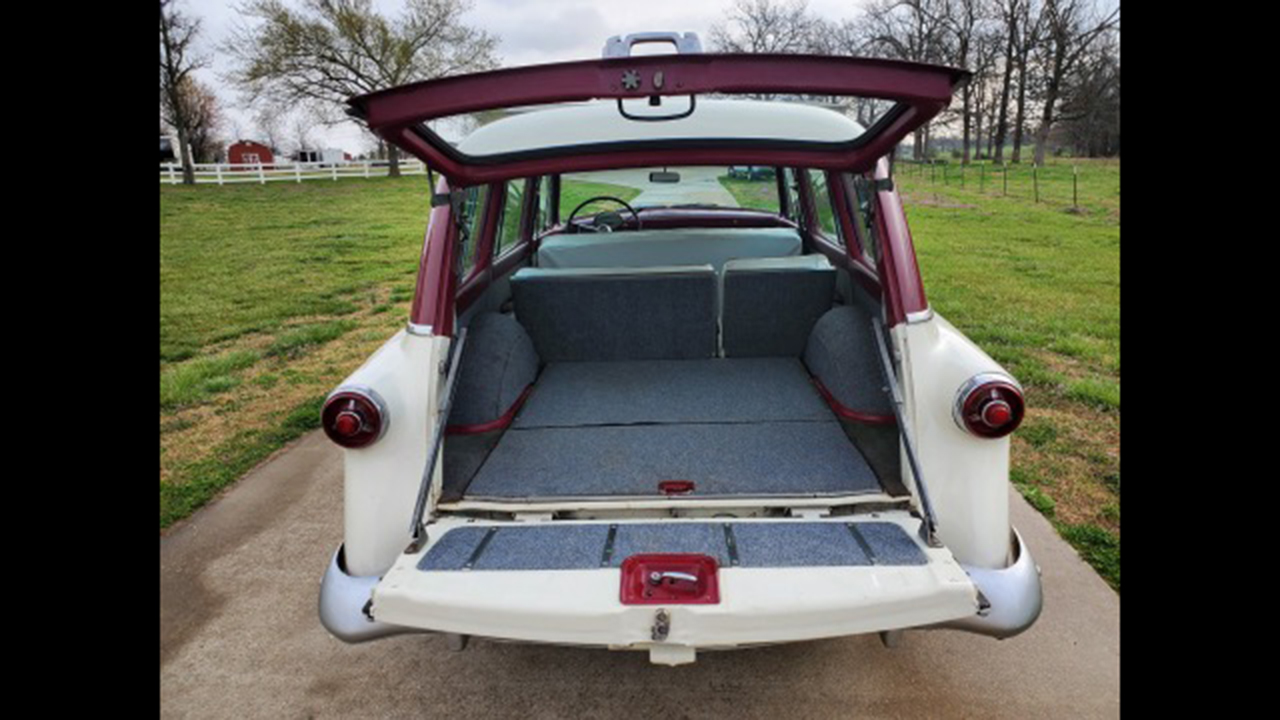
left=1056, top=30, right=1119, bottom=157
left=990, top=0, right=1022, bottom=163
left=967, top=15, right=1004, bottom=160
left=159, top=0, right=208, bottom=184
left=1009, top=0, right=1045, bottom=163
left=291, top=116, right=316, bottom=160
left=225, top=0, right=499, bottom=177
left=709, top=0, right=823, bottom=53
left=851, top=0, right=951, bottom=160
left=253, top=105, right=286, bottom=156
left=941, top=0, right=999, bottom=164
left=178, top=77, right=226, bottom=163
left=1030, top=0, right=1119, bottom=164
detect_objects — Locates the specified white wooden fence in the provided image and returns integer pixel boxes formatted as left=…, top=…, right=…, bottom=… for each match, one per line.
left=159, top=159, right=430, bottom=185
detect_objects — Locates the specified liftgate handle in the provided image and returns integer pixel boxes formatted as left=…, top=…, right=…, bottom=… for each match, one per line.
left=649, top=571, right=700, bottom=585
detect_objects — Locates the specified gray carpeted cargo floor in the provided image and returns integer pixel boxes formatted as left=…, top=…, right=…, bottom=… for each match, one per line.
left=461, top=358, right=882, bottom=499
left=513, top=358, right=832, bottom=428
left=418, top=521, right=927, bottom=571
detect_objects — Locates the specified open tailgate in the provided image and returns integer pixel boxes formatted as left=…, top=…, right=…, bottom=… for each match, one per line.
left=371, top=513, right=979, bottom=665
left=348, top=53, right=969, bottom=184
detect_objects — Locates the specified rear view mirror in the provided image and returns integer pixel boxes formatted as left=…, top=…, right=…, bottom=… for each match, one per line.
left=649, top=171, right=681, bottom=184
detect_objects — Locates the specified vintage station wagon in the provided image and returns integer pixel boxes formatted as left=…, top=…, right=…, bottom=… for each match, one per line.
left=317, top=33, right=1041, bottom=665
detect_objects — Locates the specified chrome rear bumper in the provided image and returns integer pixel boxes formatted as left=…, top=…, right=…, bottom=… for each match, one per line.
left=318, top=525, right=1042, bottom=646
left=934, top=527, right=1043, bottom=638
left=318, top=547, right=420, bottom=643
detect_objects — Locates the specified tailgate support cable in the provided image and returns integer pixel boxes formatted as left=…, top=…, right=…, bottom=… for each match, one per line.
left=406, top=327, right=469, bottom=552
left=871, top=316, right=942, bottom=548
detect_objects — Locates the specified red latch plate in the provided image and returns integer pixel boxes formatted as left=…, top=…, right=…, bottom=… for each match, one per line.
left=620, top=553, right=720, bottom=605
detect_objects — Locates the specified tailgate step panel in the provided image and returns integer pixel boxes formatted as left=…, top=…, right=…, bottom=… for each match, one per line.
left=417, top=521, right=927, bottom=571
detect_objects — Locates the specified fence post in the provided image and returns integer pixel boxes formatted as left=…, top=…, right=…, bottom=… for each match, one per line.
left=332, top=163, right=338, bottom=181
left=1033, top=164, right=1039, bottom=203
left=295, top=163, right=302, bottom=183
left=258, top=162, right=265, bottom=184
left=979, top=162, right=985, bottom=193
left=216, top=163, right=224, bottom=186
left=365, top=160, right=371, bottom=178
left=168, top=164, right=177, bottom=185
left=1073, top=165, right=1079, bottom=210
left=960, top=163, right=965, bottom=188
left=1002, top=164, right=1008, bottom=196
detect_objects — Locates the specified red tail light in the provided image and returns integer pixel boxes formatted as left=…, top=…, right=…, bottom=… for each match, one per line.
left=955, top=374, right=1024, bottom=438
left=322, top=387, right=388, bottom=448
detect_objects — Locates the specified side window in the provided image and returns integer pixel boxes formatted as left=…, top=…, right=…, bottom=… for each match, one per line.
left=847, top=173, right=880, bottom=264
left=781, top=168, right=803, bottom=222
left=494, top=180, right=525, bottom=259
left=806, top=169, right=843, bottom=246
left=456, top=184, right=489, bottom=279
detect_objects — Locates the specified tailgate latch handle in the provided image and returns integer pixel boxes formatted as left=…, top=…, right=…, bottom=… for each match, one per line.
left=649, top=571, right=699, bottom=586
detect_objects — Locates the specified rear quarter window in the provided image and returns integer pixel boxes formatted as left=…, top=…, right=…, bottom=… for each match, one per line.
left=806, top=169, right=843, bottom=246
left=457, top=185, right=490, bottom=279
left=494, top=180, right=525, bottom=258
left=847, top=173, right=881, bottom=264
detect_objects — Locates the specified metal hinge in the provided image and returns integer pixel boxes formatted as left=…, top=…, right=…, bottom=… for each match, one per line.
left=873, top=177, right=895, bottom=192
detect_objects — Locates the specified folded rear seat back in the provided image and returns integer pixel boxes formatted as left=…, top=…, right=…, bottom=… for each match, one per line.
left=721, top=255, right=836, bottom=357
left=511, top=265, right=718, bottom=362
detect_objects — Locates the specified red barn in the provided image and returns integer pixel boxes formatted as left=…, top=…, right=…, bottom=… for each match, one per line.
left=227, top=140, right=274, bottom=166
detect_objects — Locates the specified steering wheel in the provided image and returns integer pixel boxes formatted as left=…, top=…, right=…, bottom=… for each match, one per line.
left=565, top=195, right=641, bottom=232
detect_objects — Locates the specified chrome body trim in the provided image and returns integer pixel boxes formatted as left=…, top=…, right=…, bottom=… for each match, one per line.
left=325, top=384, right=391, bottom=444
left=952, top=371, right=1022, bottom=431
left=406, top=322, right=435, bottom=336
left=318, top=546, right=423, bottom=643
left=933, top=527, right=1043, bottom=638
left=905, top=307, right=934, bottom=324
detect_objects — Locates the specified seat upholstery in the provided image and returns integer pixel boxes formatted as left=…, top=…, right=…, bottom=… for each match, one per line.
left=803, top=305, right=894, bottom=417
left=536, top=228, right=802, bottom=273
left=511, top=265, right=717, bottom=362
left=721, top=255, right=836, bottom=357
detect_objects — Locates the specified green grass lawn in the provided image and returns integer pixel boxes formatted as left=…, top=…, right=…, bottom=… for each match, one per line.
left=896, top=158, right=1120, bottom=591
left=718, top=176, right=780, bottom=211
left=160, top=176, right=638, bottom=530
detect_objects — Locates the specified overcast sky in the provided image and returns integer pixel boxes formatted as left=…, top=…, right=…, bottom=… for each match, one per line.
left=186, top=0, right=871, bottom=152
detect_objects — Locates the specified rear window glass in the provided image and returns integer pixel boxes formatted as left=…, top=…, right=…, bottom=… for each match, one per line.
left=420, top=96, right=898, bottom=163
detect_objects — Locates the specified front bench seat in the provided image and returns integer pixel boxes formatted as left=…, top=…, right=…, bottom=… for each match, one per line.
left=536, top=228, right=802, bottom=274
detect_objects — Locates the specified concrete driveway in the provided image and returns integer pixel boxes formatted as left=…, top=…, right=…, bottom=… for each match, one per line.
left=160, top=431, right=1119, bottom=718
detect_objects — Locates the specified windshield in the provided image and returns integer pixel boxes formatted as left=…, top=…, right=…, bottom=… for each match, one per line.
left=561, top=166, right=779, bottom=217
